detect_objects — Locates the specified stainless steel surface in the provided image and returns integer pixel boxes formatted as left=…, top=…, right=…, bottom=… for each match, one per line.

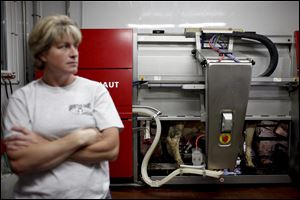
left=137, top=35, right=296, bottom=118
left=135, top=32, right=298, bottom=184
left=138, top=87, right=202, bottom=117
left=138, top=34, right=195, bottom=43
left=205, top=62, right=252, bottom=170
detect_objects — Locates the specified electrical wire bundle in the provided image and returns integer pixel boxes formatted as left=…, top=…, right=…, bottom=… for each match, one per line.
left=208, top=35, right=240, bottom=63
left=204, top=31, right=279, bottom=76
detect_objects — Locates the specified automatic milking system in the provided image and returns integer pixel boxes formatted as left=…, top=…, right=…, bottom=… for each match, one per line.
left=132, top=28, right=299, bottom=186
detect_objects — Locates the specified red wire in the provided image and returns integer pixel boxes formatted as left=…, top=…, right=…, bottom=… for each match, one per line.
left=208, top=36, right=221, bottom=53
left=208, top=36, right=224, bottom=62
left=218, top=54, right=225, bottom=62
left=195, top=133, right=205, bottom=149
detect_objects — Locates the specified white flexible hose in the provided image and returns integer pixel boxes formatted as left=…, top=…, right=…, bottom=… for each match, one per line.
left=133, top=106, right=223, bottom=187
left=132, top=106, right=162, bottom=187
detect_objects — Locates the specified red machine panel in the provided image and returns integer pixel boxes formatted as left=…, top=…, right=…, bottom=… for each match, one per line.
left=78, top=29, right=133, bottom=69
left=109, top=119, right=133, bottom=178
left=77, top=69, right=132, bottom=119
left=78, top=29, right=133, bottom=179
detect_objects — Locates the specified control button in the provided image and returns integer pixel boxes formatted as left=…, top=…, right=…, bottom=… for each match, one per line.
left=219, top=133, right=231, bottom=145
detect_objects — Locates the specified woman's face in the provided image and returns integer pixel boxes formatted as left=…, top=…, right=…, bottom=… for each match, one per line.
left=40, top=35, right=79, bottom=75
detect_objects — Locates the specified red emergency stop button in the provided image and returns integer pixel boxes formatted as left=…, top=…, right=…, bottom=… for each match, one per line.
left=219, top=133, right=231, bottom=145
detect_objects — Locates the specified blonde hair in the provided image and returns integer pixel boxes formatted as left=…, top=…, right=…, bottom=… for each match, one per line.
left=28, top=15, right=82, bottom=70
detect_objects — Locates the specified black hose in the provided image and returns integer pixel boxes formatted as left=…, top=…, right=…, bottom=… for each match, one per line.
left=2, top=78, right=9, bottom=99
left=8, top=79, right=13, bottom=94
left=204, top=32, right=279, bottom=77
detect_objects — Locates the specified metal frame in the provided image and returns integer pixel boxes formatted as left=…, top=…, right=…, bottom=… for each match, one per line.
left=133, top=31, right=299, bottom=185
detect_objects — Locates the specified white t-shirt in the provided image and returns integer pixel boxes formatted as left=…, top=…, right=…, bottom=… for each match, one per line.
left=4, top=76, right=124, bottom=199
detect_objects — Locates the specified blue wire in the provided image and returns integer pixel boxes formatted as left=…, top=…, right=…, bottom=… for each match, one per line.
left=209, top=34, right=240, bottom=63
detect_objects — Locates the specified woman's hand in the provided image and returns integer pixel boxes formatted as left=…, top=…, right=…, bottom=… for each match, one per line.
left=5, top=126, right=49, bottom=151
left=70, top=128, right=102, bottom=146
left=4, top=127, right=103, bottom=174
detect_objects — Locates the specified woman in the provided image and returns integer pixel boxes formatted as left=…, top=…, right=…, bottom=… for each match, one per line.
left=4, top=15, right=123, bottom=199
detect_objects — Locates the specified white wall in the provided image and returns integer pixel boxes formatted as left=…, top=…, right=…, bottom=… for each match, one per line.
left=40, top=1, right=66, bottom=17
left=72, top=1, right=299, bottom=35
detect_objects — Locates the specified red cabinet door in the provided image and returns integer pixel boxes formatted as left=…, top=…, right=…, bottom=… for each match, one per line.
left=109, top=119, right=133, bottom=178
left=77, top=69, right=132, bottom=119
left=77, top=69, right=133, bottom=178
left=78, top=29, right=133, bottom=178
left=78, top=29, right=133, bottom=69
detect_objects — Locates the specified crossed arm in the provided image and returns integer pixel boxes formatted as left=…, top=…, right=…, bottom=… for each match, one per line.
left=4, top=126, right=120, bottom=175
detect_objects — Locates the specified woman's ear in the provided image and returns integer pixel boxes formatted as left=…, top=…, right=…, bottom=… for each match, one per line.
left=39, top=52, right=47, bottom=62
